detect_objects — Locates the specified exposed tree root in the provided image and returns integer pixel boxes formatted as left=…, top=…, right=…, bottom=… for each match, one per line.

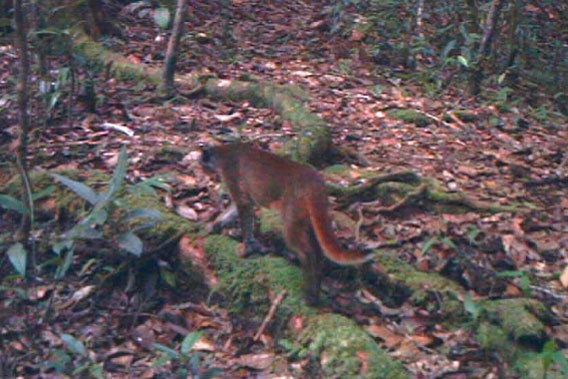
left=329, top=171, right=520, bottom=214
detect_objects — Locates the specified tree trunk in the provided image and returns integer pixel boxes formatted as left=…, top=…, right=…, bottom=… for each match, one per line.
left=469, top=0, right=505, bottom=96
left=87, top=0, right=120, bottom=38
left=161, top=0, right=188, bottom=97
left=14, top=0, right=33, bottom=243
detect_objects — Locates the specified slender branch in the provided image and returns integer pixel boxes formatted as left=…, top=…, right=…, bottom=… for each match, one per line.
left=254, top=291, right=287, bottom=341
left=14, top=0, right=33, bottom=244
left=162, top=0, right=188, bottom=96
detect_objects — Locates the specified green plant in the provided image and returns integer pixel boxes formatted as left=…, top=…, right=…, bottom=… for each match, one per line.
left=50, top=145, right=162, bottom=279
left=421, top=235, right=457, bottom=255
left=496, top=270, right=532, bottom=296
left=152, top=331, right=222, bottom=377
left=1, top=185, right=55, bottom=277
left=534, top=340, right=568, bottom=378
left=42, top=333, right=104, bottom=378
left=463, top=293, right=482, bottom=322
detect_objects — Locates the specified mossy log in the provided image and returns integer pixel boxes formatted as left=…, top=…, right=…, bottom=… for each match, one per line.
left=70, top=31, right=332, bottom=164
left=1, top=170, right=407, bottom=377
left=202, top=78, right=332, bottom=163
left=204, top=235, right=408, bottom=378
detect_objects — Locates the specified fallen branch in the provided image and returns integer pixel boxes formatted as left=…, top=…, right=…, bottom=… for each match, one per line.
left=254, top=290, right=287, bottom=341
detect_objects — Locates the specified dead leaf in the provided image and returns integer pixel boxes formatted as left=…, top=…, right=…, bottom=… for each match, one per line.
left=213, top=112, right=243, bottom=123
left=357, top=351, right=370, bottom=375
left=350, top=29, right=365, bottom=42
left=410, top=334, right=437, bottom=347
left=238, top=353, right=274, bottom=370
left=176, top=204, right=199, bottom=221
left=178, top=236, right=219, bottom=287
left=365, top=324, right=403, bottom=348
left=175, top=174, right=198, bottom=187
left=560, top=266, right=568, bottom=288
left=193, top=336, right=216, bottom=352
left=512, top=217, right=525, bottom=237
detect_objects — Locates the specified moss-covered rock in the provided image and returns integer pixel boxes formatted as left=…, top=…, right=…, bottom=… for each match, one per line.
left=387, top=109, right=431, bottom=127
left=481, top=298, right=549, bottom=343
left=294, top=314, right=408, bottom=378
left=204, top=235, right=315, bottom=320
left=375, top=252, right=465, bottom=310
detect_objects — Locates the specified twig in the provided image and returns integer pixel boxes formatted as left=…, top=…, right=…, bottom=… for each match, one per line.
left=376, top=183, right=428, bottom=213
left=253, top=290, right=287, bottom=341
left=529, top=285, right=568, bottom=301
left=248, top=133, right=288, bottom=142
left=422, top=111, right=454, bottom=129
left=354, top=207, right=364, bottom=243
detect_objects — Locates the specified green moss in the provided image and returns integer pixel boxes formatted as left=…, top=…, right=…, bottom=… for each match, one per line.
left=122, top=191, right=197, bottom=238
left=2, top=169, right=112, bottom=216
left=476, top=322, right=510, bottom=353
left=473, top=299, right=554, bottom=376
left=155, top=144, right=187, bottom=162
left=204, top=235, right=315, bottom=319
left=73, top=28, right=161, bottom=85
left=374, top=252, right=467, bottom=321
left=296, top=314, right=408, bottom=378
left=387, top=109, right=431, bottom=127
left=376, top=253, right=463, bottom=294
left=515, top=351, right=567, bottom=379
left=482, top=298, right=548, bottom=342
left=323, top=164, right=352, bottom=177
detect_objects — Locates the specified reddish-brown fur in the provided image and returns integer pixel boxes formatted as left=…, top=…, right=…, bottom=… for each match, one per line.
left=201, top=143, right=373, bottom=305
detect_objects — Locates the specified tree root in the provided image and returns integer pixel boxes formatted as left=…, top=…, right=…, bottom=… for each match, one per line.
left=328, top=171, right=520, bottom=215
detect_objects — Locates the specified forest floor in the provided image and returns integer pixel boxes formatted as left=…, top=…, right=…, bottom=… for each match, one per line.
left=1, top=1, right=567, bottom=378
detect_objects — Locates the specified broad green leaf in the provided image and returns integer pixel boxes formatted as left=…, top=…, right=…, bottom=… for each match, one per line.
left=52, top=239, right=73, bottom=256
left=32, top=185, right=55, bottom=201
left=67, top=223, right=103, bottom=240
left=118, top=232, right=143, bottom=256
left=51, top=173, right=100, bottom=205
left=421, top=236, right=439, bottom=254
left=457, top=56, right=469, bottom=67
left=55, top=249, right=74, bottom=280
left=125, top=208, right=161, bottom=222
left=153, top=8, right=170, bottom=29
left=61, top=334, right=87, bottom=356
left=441, top=39, right=456, bottom=60
left=464, top=294, right=480, bottom=320
left=88, top=208, right=108, bottom=225
left=130, top=174, right=173, bottom=196
left=153, top=343, right=179, bottom=358
left=181, top=331, right=203, bottom=355
left=151, top=353, right=172, bottom=368
left=7, top=243, right=27, bottom=277
left=0, top=194, right=28, bottom=213
left=99, top=145, right=128, bottom=206
left=441, top=237, right=457, bottom=250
